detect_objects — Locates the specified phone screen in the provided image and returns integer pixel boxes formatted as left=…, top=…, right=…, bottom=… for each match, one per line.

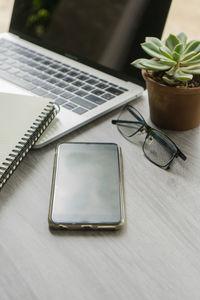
left=50, top=143, right=123, bottom=226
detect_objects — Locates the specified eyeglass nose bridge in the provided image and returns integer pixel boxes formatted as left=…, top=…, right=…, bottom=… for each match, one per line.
left=145, top=135, right=154, bottom=145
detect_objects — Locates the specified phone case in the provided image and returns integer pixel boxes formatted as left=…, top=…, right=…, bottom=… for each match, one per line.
left=48, top=142, right=125, bottom=230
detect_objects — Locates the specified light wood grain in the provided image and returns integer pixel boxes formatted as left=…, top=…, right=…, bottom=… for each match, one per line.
left=1, top=92, right=200, bottom=300
left=1, top=1, right=200, bottom=299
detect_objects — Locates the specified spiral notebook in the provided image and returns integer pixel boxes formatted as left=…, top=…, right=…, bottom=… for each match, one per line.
left=0, top=93, right=57, bottom=189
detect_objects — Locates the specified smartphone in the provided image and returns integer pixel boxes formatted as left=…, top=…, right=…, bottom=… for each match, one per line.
left=48, top=142, right=125, bottom=230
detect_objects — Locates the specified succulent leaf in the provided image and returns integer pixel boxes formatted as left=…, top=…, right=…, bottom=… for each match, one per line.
left=160, top=46, right=173, bottom=59
left=174, top=43, right=184, bottom=54
left=177, top=32, right=187, bottom=45
left=141, top=42, right=165, bottom=59
left=181, top=52, right=200, bottom=66
left=174, top=69, right=193, bottom=81
left=165, top=34, right=180, bottom=51
left=160, top=58, right=176, bottom=67
left=131, top=58, right=148, bottom=69
left=181, top=51, right=197, bottom=61
left=165, top=67, right=176, bottom=77
left=172, top=51, right=181, bottom=61
left=181, top=64, right=200, bottom=74
left=184, top=40, right=200, bottom=54
left=145, top=37, right=162, bottom=47
left=140, top=60, right=170, bottom=70
left=162, top=75, right=177, bottom=85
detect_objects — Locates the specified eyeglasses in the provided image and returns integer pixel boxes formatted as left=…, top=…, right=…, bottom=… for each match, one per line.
left=112, top=105, right=187, bottom=169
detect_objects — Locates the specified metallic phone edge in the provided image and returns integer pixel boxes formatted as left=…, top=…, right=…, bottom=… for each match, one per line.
left=48, top=142, right=125, bottom=231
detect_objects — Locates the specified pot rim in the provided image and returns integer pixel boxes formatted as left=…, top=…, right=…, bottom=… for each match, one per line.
left=142, top=69, right=200, bottom=95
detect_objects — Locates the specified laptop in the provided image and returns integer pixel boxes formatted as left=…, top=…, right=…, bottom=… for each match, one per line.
left=0, top=0, right=171, bottom=148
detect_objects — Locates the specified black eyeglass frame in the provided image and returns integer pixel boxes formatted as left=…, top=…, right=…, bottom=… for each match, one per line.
left=112, top=105, right=187, bottom=169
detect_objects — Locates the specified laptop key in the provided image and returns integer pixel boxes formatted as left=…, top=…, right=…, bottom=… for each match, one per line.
left=56, top=81, right=69, bottom=88
left=96, top=83, right=108, bottom=89
left=50, top=63, right=61, bottom=69
left=109, top=83, right=118, bottom=87
left=23, top=75, right=35, bottom=82
left=86, top=78, right=98, bottom=85
left=46, top=93, right=58, bottom=100
left=41, top=83, right=55, bottom=91
left=77, top=74, right=89, bottom=81
left=24, top=52, right=36, bottom=59
left=85, top=94, right=105, bottom=105
left=105, top=87, right=123, bottom=96
left=32, top=88, right=47, bottom=96
left=72, top=80, right=84, bottom=87
left=29, top=69, right=41, bottom=77
left=119, top=87, right=128, bottom=92
left=37, top=73, right=49, bottom=80
left=54, top=72, right=66, bottom=79
left=100, top=79, right=108, bottom=83
left=41, top=59, right=51, bottom=65
left=36, top=65, right=48, bottom=71
left=63, top=102, right=77, bottom=110
left=26, top=61, right=39, bottom=67
left=70, top=96, right=96, bottom=109
left=55, top=98, right=67, bottom=105
left=47, top=77, right=59, bottom=84
left=102, top=93, right=115, bottom=100
left=65, top=85, right=78, bottom=92
left=62, top=91, right=74, bottom=99
left=82, top=84, right=94, bottom=91
left=32, top=56, right=44, bottom=62
left=91, top=89, right=104, bottom=96
left=20, top=65, right=32, bottom=73
left=63, top=76, right=75, bottom=83
left=15, top=71, right=26, bottom=78
left=90, top=74, right=98, bottom=79
left=73, top=107, right=88, bottom=115
left=45, top=68, right=57, bottom=75
left=68, top=71, right=79, bottom=77
left=59, top=67, right=70, bottom=73
left=75, top=90, right=88, bottom=97
left=51, top=88, right=65, bottom=95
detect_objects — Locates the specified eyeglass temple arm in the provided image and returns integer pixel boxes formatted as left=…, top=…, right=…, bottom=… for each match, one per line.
left=127, top=107, right=144, bottom=122
left=112, top=106, right=145, bottom=126
left=176, top=148, right=187, bottom=161
left=112, top=120, right=143, bottom=125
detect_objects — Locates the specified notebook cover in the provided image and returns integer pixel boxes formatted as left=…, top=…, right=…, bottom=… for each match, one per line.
left=0, top=93, right=57, bottom=189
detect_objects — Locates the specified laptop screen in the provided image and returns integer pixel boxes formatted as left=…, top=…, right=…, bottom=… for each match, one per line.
left=10, top=0, right=171, bottom=85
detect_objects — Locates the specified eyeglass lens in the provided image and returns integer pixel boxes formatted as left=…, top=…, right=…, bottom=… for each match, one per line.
left=117, top=106, right=145, bottom=141
left=143, top=130, right=177, bottom=167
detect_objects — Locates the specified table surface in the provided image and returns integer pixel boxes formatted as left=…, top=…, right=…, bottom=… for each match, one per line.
left=1, top=91, right=200, bottom=300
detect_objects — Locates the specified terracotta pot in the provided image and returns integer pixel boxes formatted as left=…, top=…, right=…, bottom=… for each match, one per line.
left=142, top=70, right=200, bottom=130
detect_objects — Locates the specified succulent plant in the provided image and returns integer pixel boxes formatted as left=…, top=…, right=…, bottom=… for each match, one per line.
left=132, top=32, right=200, bottom=86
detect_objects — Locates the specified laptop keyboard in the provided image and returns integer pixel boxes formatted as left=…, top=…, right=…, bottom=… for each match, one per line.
left=0, top=39, right=128, bottom=115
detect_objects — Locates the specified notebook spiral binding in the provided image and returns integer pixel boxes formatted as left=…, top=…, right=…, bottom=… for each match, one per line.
left=0, top=102, right=59, bottom=190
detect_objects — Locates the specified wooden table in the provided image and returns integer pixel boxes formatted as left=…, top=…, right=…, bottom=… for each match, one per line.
left=1, top=92, right=200, bottom=300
